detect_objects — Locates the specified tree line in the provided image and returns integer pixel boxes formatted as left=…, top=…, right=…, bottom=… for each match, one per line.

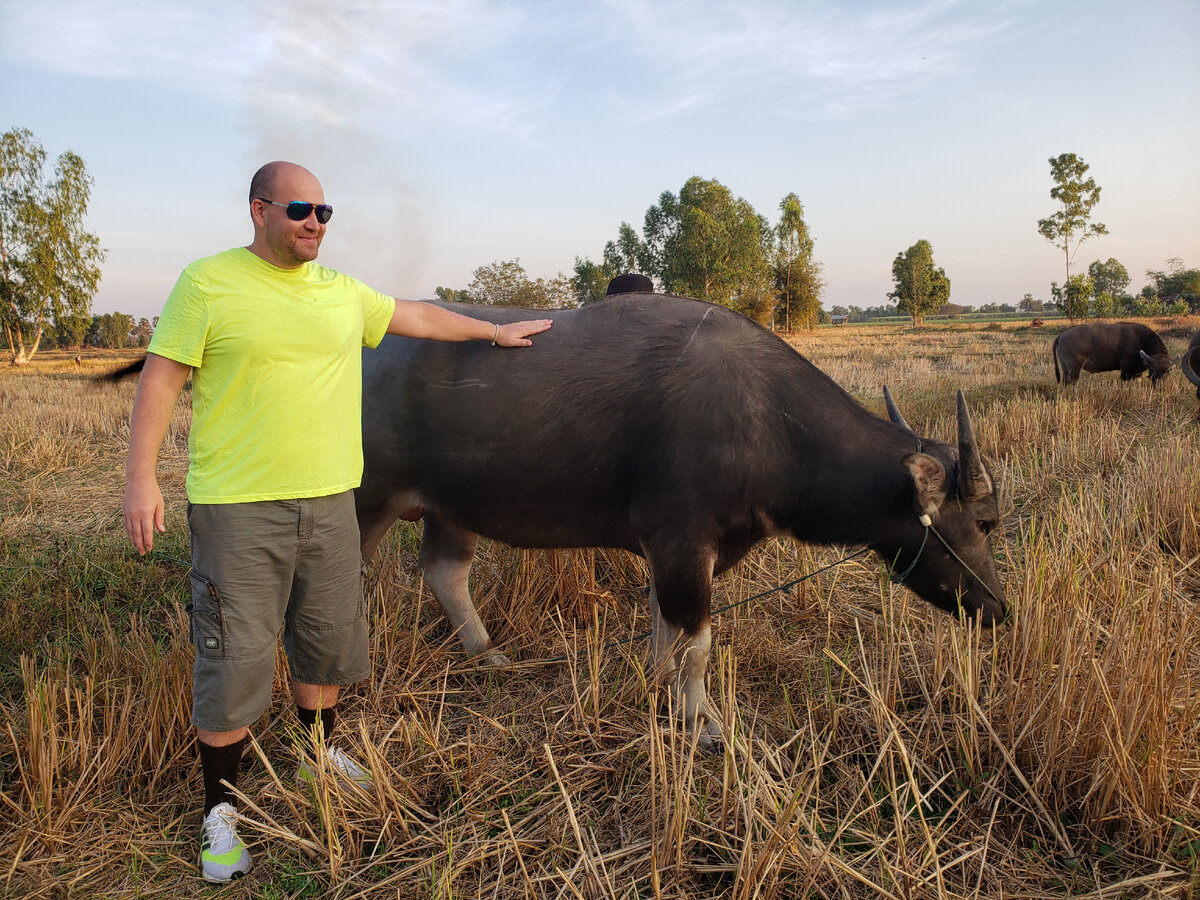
left=434, top=154, right=1197, bottom=327
left=436, top=178, right=826, bottom=332
left=28, top=311, right=157, bottom=351
left=4, top=125, right=1199, bottom=365
left=833, top=255, right=1199, bottom=325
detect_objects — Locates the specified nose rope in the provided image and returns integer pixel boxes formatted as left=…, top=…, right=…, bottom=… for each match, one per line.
left=927, top=521, right=1006, bottom=606
left=889, top=514, right=1005, bottom=607
left=889, top=518, right=930, bottom=585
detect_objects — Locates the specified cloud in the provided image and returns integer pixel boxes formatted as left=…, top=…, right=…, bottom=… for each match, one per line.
left=3, top=0, right=263, bottom=94
left=7, top=0, right=1026, bottom=141
left=592, top=0, right=1019, bottom=120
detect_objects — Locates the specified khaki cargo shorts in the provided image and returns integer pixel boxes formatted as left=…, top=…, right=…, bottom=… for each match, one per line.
left=186, top=491, right=367, bottom=733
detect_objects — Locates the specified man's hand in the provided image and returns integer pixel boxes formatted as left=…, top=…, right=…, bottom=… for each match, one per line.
left=124, top=475, right=166, bottom=555
left=494, top=319, right=553, bottom=347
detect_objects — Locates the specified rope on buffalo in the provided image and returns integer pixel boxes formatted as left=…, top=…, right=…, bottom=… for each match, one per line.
left=534, top=515, right=1004, bottom=665
left=539, top=545, right=872, bottom=664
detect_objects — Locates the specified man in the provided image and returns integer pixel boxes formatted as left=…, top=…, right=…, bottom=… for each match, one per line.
left=122, top=161, right=551, bottom=883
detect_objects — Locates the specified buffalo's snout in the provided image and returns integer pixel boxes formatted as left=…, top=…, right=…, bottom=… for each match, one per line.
left=967, top=589, right=1007, bottom=627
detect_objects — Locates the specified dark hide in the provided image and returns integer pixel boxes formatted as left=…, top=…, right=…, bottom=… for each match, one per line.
left=1182, top=331, right=1200, bottom=400
left=1052, top=322, right=1173, bottom=385
left=358, top=293, right=1006, bottom=742
left=104, top=358, right=148, bottom=381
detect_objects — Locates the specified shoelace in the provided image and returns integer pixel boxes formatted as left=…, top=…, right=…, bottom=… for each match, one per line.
left=203, top=807, right=241, bottom=854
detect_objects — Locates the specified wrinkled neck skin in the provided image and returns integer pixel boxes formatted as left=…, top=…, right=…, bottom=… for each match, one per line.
left=777, top=410, right=930, bottom=550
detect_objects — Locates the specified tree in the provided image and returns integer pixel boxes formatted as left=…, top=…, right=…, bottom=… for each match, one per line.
left=130, top=316, right=154, bottom=347
left=772, top=192, right=824, bottom=331
left=1018, top=293, right=1047, bottom=312
left=55, top=309, right=90, bottom=348
left=85, top=311, right=133, bottom=348
left=641, top=176, right=774, bottom=323
left=1131, top=289, right=1163, bottom=318
left=851, top=303, right=898, bottom=321
left=1145, top=257, right=1200, bottom=309
left=0, top=128, right=105, bottom=364
left=1037, top=153, right=1107, bottom=289
left=602, top=223, right=646, bottom=276
left=888, top=239, right=950, bottom=325
left=570, top=256, right=618, bottom=305
left=1052, top=274, right=1092, bottom=320
left=434, top=285, right=472, bottom=304
left=466, top=259, right=575, bottom=309
left=1087, top=258, right=1130, bottom=301
left=1092, top=290, right=1116, bottom=318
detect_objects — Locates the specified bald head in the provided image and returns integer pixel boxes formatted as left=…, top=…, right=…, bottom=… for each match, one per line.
left=246, top=162, right=327, bottom=268
left=249, top=161, right=318, bottom=205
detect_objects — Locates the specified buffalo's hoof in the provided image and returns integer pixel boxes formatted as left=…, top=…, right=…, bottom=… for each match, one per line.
left=479, top=650, right=513, bottom=668
left=697, top=730, right=724, bottom=754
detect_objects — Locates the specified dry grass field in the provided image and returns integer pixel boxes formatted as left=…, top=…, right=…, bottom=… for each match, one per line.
left=1, top=320, right=1198, bottom=899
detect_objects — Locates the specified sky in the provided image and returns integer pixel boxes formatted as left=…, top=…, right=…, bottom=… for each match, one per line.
left=2, top=0, right=1198, bottom=321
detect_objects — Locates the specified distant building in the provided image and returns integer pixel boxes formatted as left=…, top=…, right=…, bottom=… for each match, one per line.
left=831, top=314, right=849, bottom=326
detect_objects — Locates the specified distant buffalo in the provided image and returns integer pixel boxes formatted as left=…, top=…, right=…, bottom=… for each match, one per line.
left=1182, top=331, right=1200, bottom=400
left=1052, top=322, right=1174, bottom=386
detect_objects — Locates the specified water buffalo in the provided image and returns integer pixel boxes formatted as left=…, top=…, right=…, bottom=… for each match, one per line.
left=357, top=292, right=1006, bottom=744
left=1052, top=322, right=1174, bottom=386
left=1182, top=331, right=1200, bottom=400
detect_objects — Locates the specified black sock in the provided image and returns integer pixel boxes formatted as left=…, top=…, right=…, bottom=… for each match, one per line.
left=297, top=705, right=337, bottom=740
left=199, top=736, right=247, bottom=814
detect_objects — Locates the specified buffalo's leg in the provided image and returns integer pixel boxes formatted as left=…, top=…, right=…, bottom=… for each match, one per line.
left=647, top=550, right=722, bottom=745
left=420, top=513, right=510, bottom=666
left=1053, top=346, right=1080, bottom=386
left=356, top=489, right=420, bottom=562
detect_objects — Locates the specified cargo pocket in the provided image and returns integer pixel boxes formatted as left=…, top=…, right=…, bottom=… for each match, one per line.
left=358, top=559, right=369, bottom=619
left=188, top=570, right=227, bottom=659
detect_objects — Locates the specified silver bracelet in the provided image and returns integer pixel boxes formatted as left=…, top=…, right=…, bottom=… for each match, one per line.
left=491, top=323, right=499, bottom=346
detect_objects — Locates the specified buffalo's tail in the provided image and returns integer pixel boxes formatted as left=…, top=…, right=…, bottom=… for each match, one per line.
left=104, top=357, right=147, bottom=382
left=1052, top=336, right=1062, bottom=383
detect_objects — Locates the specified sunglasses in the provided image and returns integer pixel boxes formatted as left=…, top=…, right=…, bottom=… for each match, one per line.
left=256, top=198, right=334, bottom=224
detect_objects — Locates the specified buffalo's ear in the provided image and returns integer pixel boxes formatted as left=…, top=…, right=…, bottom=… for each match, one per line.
left=903, top=452, right=947, bottom=520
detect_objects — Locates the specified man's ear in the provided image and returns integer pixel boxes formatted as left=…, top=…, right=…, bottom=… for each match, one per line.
left=903, top=452, right=947, bottom=521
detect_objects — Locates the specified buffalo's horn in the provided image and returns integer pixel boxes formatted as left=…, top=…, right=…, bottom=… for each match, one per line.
left=956, top=390, right=992, bottom=501
left=1184, top=348, right=1200, bottom=388
left=883, top=385, right=913, bottom=433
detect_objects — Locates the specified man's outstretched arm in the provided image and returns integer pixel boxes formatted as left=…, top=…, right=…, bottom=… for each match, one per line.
left=386, top=298, right=552, bottom=347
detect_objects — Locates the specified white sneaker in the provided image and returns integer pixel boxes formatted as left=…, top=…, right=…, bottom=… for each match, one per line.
left=199, top=802, right=252, bottom=882
left=296, top=745, right=374, bottom=792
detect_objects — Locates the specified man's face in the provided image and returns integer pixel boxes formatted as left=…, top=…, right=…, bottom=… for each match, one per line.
left=251, top=166, right=327, bottom=268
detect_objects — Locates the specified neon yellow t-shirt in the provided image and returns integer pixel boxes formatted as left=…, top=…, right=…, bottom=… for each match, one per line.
left=148, top=247, right=396, bottom=503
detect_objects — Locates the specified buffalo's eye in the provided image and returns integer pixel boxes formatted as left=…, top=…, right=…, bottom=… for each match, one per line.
left=977, top=519, right=997, bottom=536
